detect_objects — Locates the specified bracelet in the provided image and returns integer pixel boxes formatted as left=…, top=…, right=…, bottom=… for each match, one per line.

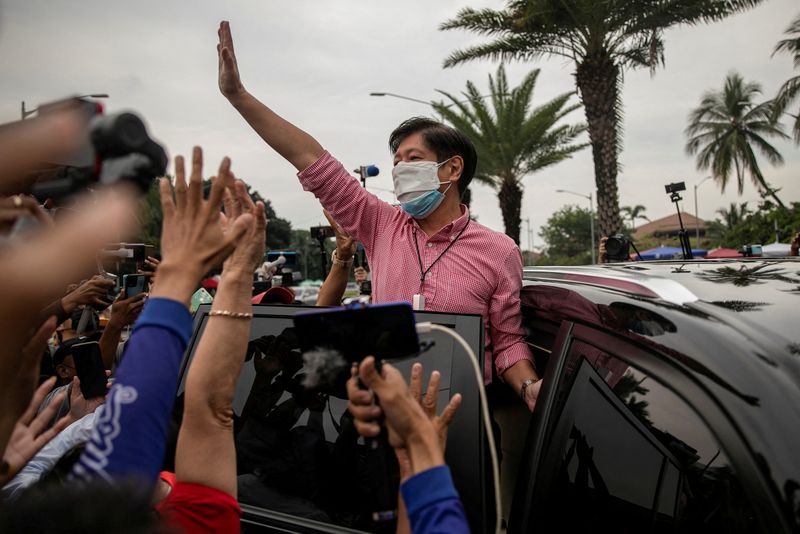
left=520, top=377, right=541, bottom=400
left=331, top=249, right=354, bottom=267
left=209, top=309, right=253, bottom=319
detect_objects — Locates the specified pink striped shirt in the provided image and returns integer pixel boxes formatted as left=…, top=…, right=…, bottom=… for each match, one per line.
left=298, top=152, right=532, bottom=383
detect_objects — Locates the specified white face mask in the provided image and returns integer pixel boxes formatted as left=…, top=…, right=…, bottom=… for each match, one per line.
left=391, top=158, right=453, bottom=203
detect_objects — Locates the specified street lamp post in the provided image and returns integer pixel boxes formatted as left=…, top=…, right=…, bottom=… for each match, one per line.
left=556, top=189, right=595, bottom=264
left=693, top=176, right=712, bottom=246
left=21, top=93, right=109, bottom=120
left=369, top=91, right=502, bottom=118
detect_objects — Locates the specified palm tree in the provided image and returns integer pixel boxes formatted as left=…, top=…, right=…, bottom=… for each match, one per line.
left=772, top=14, right=800, bottom=143
left=716, top=202, right=750, bottom=230
left=620, top=204, right=649, bottom=231
left=685, top=72, right=789, bottom=208
left=433, top=65, right=587, bottom=244
left=439, top=0, right=765, bottom=237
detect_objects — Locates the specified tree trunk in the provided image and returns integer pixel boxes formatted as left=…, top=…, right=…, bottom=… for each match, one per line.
left=498, top=178, right=522, bottom=245
left=575, top=54, right=624, bottom=237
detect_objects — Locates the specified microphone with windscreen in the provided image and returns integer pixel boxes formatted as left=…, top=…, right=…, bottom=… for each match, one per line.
left=354, top=165, right=379, bottom=187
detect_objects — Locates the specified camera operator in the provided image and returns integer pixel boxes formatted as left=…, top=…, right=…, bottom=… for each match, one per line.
left=218, top=22, right=540, bottom=411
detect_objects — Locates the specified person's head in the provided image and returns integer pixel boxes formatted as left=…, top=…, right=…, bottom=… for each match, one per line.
left=52, top=342, right=77, bottom=384
left=52, top=334, right=96, bottom=384
left=389, top=117, right=477, bottom=218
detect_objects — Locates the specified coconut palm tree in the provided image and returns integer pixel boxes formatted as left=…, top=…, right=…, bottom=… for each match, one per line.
left=716, top=202, right=751, bottom=230
left=685, top=72, right=789, bottom=208
left=621, top=205, right=650, bottom=231
left=433, top=65, right=587, bottom=244
left=439, top=0, right=765, bottom=237
left=772, top=13, right=800, bottom=143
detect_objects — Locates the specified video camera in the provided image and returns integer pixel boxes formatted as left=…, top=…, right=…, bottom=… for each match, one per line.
left=664, top=182, right=686, bottom=195
left=28, top=97, right=168, bottom=203
left=310, top=225, right=335, bottom=241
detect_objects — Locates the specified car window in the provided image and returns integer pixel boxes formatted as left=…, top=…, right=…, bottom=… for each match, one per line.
left=532, top=335, right=766, bottom=533
left=232, top=318, right=380, bottom=530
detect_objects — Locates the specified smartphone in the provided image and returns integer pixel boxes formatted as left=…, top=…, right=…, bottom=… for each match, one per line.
left=292, top=302, right=419, bottom=363
left=71, top=341, right=107, bottom=399
left=122, top=274, right=149, bottom=299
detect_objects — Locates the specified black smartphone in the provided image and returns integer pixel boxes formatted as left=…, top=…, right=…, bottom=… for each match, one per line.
left=122, top=274, right=149, bottom=299
left=293, top=302, right=419, bottom=363
left=71, top=341, right=107, bottom=399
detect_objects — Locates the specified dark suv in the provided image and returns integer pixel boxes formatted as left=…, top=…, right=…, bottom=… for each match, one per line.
left=179, top=258, right=800, bottom=533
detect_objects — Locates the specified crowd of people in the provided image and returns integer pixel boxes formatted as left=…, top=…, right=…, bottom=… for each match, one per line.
left=0, top=20, right=495, bottom=533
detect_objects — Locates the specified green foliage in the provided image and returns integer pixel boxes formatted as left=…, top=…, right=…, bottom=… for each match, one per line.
left=136, top=180, right=164, bottom=251
left=621, top=204, right=649, bottom=230
left=288, top=228, right=341, bottom=282
left=706, top=202, right=800, bottom=249
left=440, top=0, right=765, bottom=236
left=771, top=13, right=800, bottom=143
left=136, top=177, right=292, bottom=256
left=536, top=204, right=597, bottom=265
left=433, top=64, right=587, bottom=244
left=685, top=72, right=789, bottom=207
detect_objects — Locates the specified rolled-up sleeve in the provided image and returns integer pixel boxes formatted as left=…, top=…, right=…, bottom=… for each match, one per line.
left=490, top=247, right=533, bottom=380
left=297, top=151, right=396, bottom=254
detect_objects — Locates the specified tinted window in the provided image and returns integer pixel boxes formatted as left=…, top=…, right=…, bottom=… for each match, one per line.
left=534, top=337, right=765, bottom=533
left=179, top=305, right=491, bottom=533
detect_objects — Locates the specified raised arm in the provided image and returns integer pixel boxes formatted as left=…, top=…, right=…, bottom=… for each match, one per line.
left=218, top=21, right=323, bottom=171
left=315, top=210, right=355, bottom=306
left=175, top=180, right=265, bottom=497
left=72, top=148, right=252, bottom=487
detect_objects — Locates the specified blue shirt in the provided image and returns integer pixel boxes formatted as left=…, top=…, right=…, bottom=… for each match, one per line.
left=72, top=298, right=192, bottom=486
left=400, top=465, right=469, bottom=533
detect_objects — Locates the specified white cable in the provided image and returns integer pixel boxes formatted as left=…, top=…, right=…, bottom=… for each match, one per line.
left=417, top=321, right=502, bottom=534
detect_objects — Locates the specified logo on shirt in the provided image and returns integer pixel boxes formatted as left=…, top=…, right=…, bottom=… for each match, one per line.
left=73, top=384, right=138, bottom=482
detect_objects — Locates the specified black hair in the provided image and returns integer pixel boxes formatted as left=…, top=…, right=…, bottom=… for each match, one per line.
left=388, top=117, right=477, bottom=199
left=0, top=478, right=166, bottom=534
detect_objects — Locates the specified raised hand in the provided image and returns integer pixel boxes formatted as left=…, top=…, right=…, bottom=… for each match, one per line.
left=0, top=195, right=51, bottom=235
left=217, top=20, right=246, bottom=100
left=61, top=275, right=116, bottom=313
left=0, top=377, right=73, bottom=486
left=323, top=209, right=355, bottom=262
left=222, top=178, right=267, bottom=275
left=151, top=147, right=253, bottom=307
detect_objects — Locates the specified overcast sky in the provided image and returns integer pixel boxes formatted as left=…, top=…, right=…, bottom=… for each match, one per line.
left=0, top=0, right=797, bottom=249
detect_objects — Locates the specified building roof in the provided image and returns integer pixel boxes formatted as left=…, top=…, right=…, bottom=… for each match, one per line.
left=633, top=212, right=705, bottom=239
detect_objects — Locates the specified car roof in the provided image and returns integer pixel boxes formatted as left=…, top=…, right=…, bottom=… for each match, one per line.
left=524, top=259, right=800, bottom=344
left=523, top=259, right=800, bottom=498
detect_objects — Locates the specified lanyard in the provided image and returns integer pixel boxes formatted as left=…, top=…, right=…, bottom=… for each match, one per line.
left=413, top=220, right=470, bottom=289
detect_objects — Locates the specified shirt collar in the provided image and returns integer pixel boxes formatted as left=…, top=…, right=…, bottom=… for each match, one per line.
left=406, top=204, right=470, bottom=240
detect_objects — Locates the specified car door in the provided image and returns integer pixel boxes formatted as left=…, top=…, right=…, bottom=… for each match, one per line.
left=509, top=321, right=782, bottom=533
left=179, top=303, right=493, bottom=533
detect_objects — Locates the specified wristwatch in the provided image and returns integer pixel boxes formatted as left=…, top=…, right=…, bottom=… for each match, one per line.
left=520, top=378, right=540, bottom=400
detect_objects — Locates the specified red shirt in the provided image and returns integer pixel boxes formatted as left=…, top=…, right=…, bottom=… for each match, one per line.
left=157, top=473, right=241, bottom=534
left=299, top=152, right=532, bottom=382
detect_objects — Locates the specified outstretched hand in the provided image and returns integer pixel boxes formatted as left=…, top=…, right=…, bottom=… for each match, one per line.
left=346, top=357, right=459, bottom=477
left=323, top=209, right=355, bottom=261
left=151, top=147, right=253, bottom=306
left=222, top=179, right=267, bottom=275
left=217, top=21, right=245, bottom=100
left=0, top=377, right=73, bottom=486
